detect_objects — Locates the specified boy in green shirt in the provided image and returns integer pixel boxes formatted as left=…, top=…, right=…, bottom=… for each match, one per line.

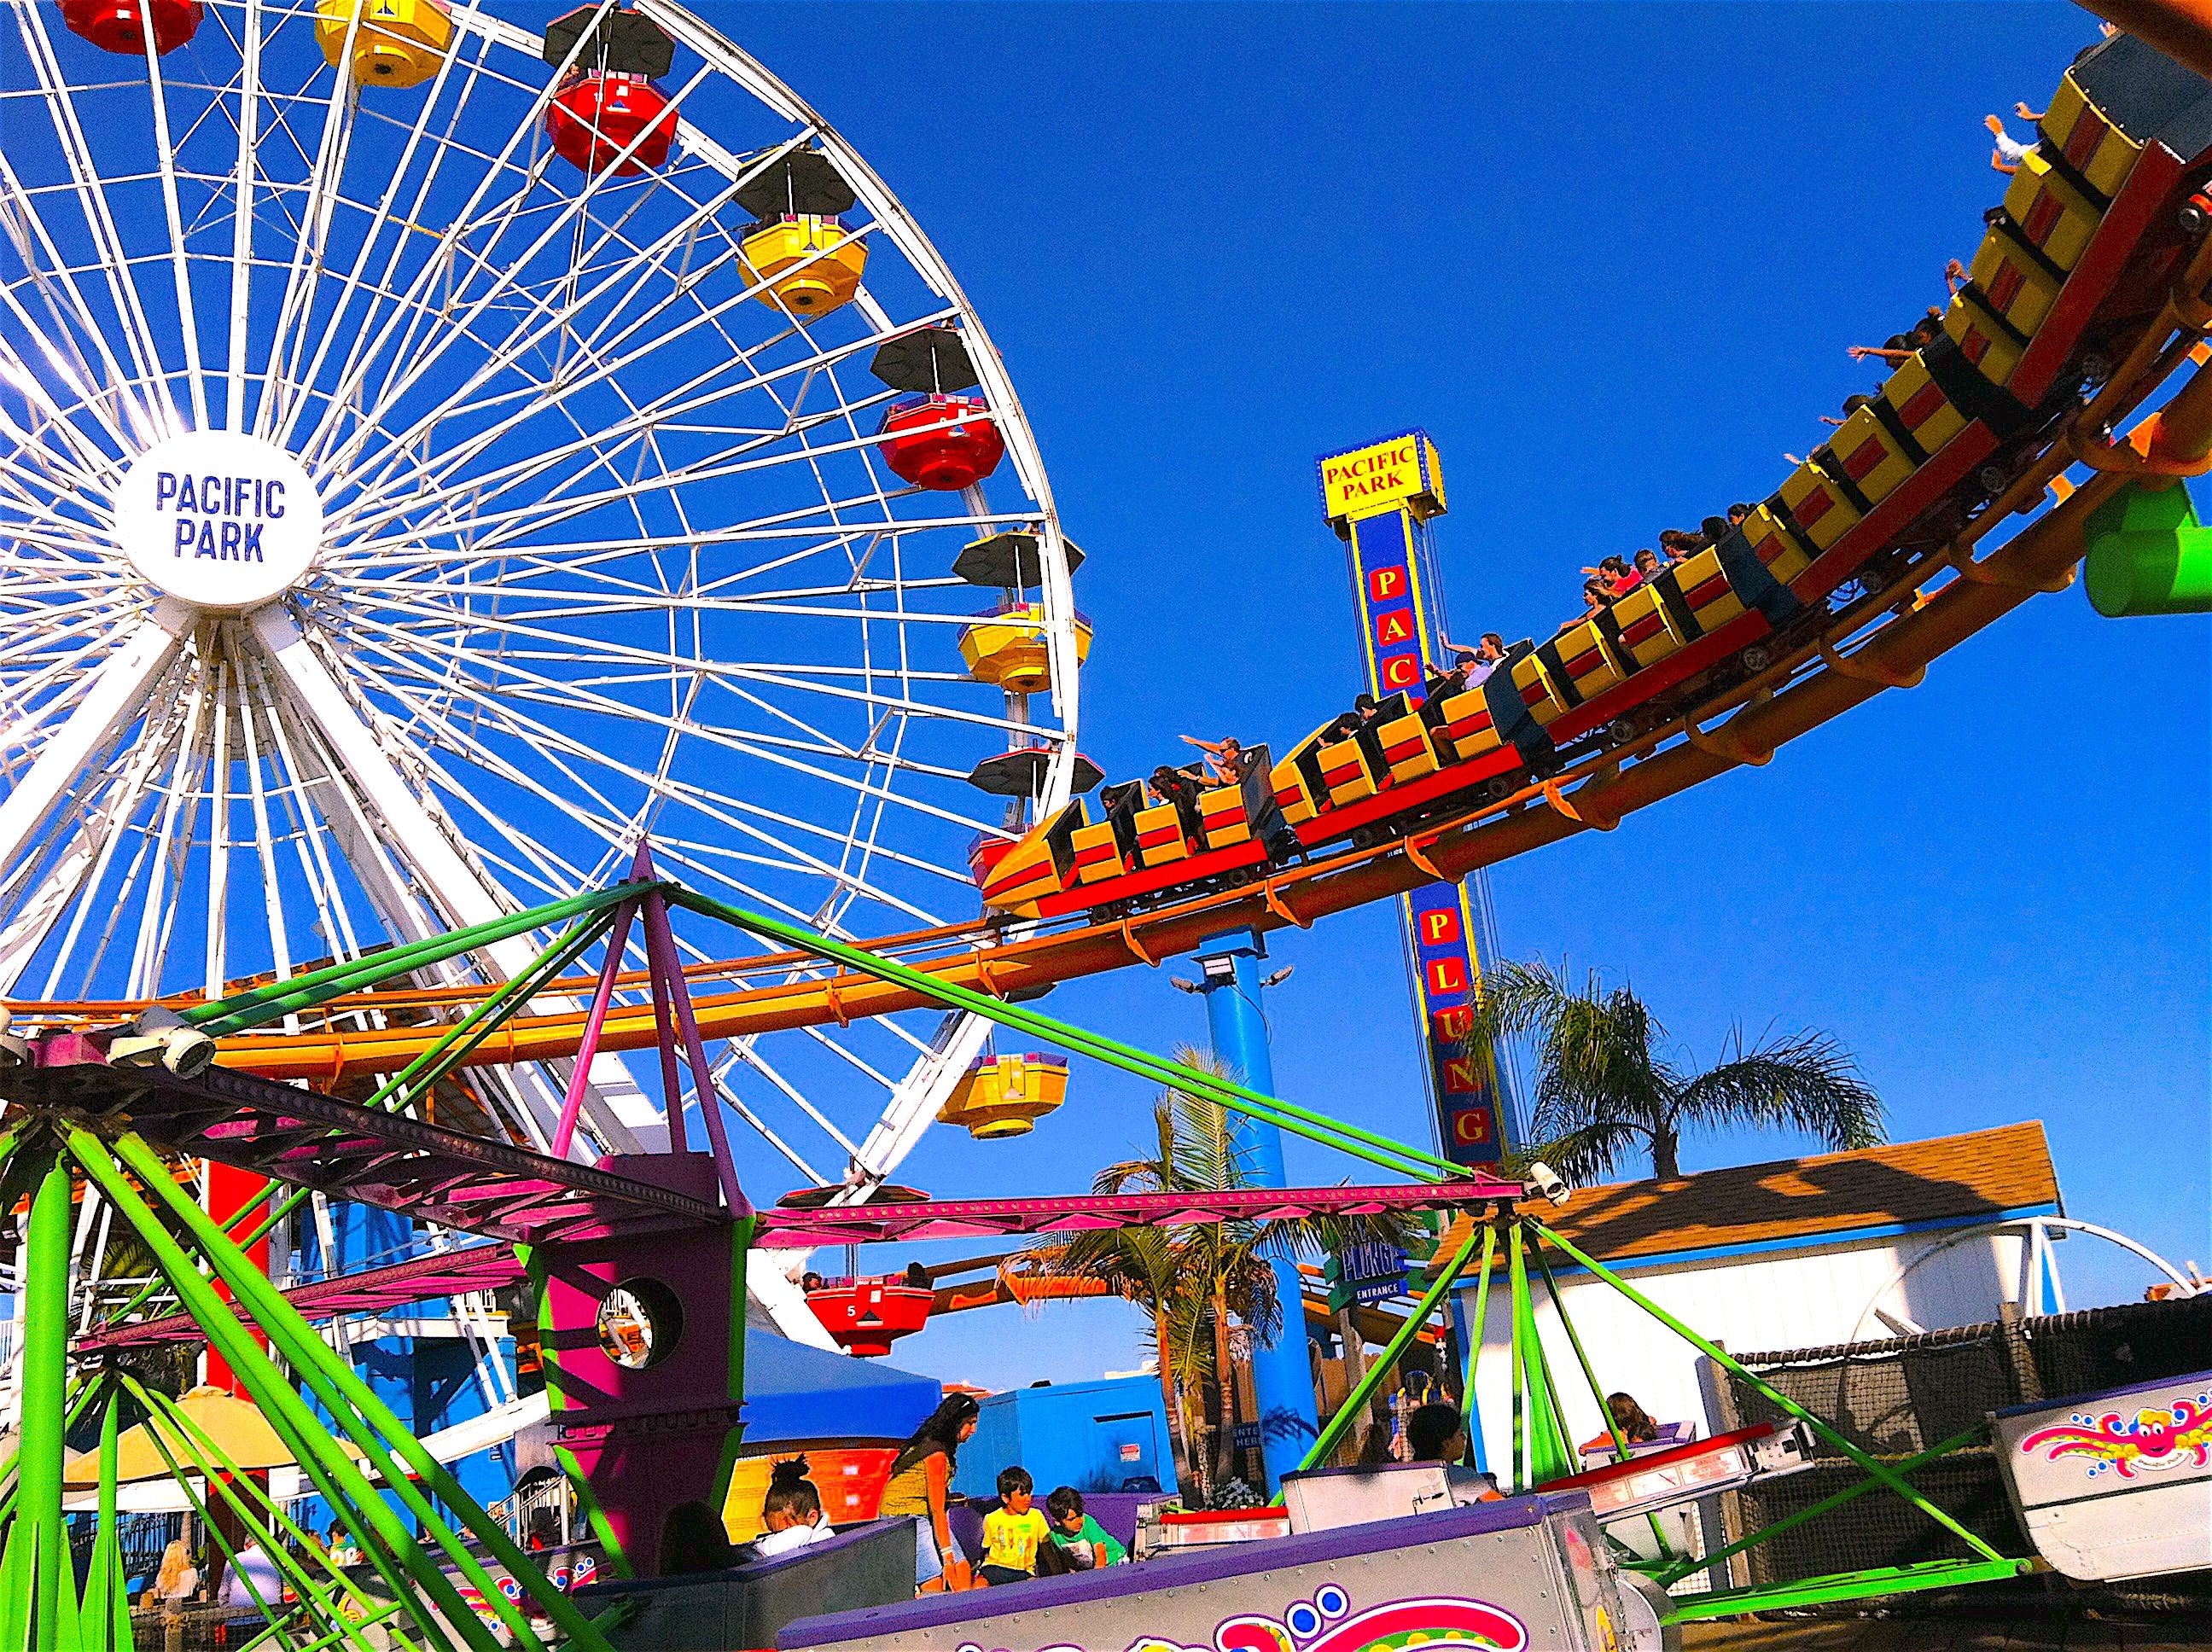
left=1045, top=1486, right=1127, bottom=1568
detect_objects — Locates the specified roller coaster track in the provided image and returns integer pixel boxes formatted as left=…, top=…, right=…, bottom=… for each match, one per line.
left=18, top=141, right=2212, bottom=1087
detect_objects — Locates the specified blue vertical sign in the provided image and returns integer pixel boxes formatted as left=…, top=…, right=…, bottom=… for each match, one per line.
left=1317, top=431, right=1512, bottom=1167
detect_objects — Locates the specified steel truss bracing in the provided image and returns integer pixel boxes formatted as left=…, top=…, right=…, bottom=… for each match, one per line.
left=9, top=879, right=2060, bottom=1632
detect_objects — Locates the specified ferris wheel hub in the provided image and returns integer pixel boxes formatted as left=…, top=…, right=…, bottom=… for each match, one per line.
left=114, top=431, right=323, bottom=613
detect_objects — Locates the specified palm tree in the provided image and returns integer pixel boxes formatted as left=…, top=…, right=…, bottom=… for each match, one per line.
left=1478, top=961, right=1884, bottom=1183
left=1012, top=1049, right=1412, bottom=1500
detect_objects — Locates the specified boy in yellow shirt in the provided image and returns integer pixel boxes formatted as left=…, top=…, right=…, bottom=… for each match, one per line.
left=977, top=1467, right=1050, bottom=1586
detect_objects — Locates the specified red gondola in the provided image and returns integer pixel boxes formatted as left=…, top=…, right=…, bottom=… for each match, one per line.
left=876, top=396, right=1004, bottom=491
left=60, top=0, right=202, bottom=55
left=545, top=72, right=676, bottom=177
left=804, top=1276, right=934, bottom=1358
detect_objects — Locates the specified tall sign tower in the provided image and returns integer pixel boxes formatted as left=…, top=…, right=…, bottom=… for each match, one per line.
left=1318, top=432, right=1516, bottom=1166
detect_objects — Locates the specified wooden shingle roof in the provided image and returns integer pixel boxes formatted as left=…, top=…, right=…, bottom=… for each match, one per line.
left=1435, top=1122, right=2059, bottom=1271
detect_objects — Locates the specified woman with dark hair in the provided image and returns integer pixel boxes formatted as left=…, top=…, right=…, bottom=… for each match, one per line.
left=1605, top=1391, right=1662, bottom=1444
left=879, top=1393, right=981, bottom=1592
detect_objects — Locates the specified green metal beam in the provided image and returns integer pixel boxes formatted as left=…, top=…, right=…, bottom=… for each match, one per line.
left=105, top=1129, right=616, bottom=1652
left=1531, top=1220, right=2012, bottom=1566
left=16, top=1142, right=73, bottom=1647
left=68, top=1130, right=524, bottom=1652
left=1508, top=1221, right=1574, bottom=1488
left=1293, top=1217, right=1487, bottom=1476
left=81, top=1382, right=129, bottom=1652
left=1663, top=1556, right=2036, bottom=1620
left=1455, top=1221, right=1499, bottom=1446
left=1529, top=1240, right=1674, bottom=1559
left=120, top=1371, right=424, bottom=1649
left=122, top=1376, right=412, bottom=1652
left=670, top=886, right=1461, bottom=1183
left=1652, top=1422, right=1993, bottom=1590
left=355, top=905, right=619, bottom=1114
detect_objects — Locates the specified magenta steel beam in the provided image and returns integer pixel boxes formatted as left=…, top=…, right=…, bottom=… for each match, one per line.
left=639, top=870, right=747, bottom=1218
left=754, top=1181, right=1519, bottom=1248
left=15, top=1035, right=720, bottom=1242
left=77, top=1243, right=527, bottom=1352
left=550, top=896, right=637, bottom=1160
left=631, top=841, right=691, bottom=1159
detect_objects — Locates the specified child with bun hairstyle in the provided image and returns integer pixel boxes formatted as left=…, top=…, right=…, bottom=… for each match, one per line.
left=753, top=1457, right=836, bottom=1558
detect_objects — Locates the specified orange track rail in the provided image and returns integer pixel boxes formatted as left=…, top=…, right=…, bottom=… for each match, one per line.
left=23, top=251, right=2212, bottom=1086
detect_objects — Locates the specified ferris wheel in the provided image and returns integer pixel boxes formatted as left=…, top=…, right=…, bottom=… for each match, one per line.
left=0, top=0, right=1086, bottom=1310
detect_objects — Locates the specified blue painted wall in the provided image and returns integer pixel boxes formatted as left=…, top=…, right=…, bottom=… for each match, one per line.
left=950, top=1376, right=1172, bottom=1502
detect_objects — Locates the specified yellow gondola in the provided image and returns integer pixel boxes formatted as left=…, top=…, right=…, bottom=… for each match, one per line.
left=958, top=603, right=1093, bottom=693
left=938, top=1053, right=1069, bottom=1140
left=738, top=215, right=870, bottom=318
left=315, top=0, right=451, bottom=88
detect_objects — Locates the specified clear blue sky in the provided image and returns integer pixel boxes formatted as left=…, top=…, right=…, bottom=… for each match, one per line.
left=20, top=3, right=2200, bottom=1415
left=757, top=2, right=2210, bottom=1392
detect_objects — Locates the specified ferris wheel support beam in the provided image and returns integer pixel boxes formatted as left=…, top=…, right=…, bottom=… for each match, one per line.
left=0, top=603, right=191, bottom=992
left=250, top=604, right=656, bottom=1154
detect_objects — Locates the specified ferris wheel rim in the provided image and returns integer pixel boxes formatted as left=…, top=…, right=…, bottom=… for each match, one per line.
left=0, top=0, right=1085, bottom=1208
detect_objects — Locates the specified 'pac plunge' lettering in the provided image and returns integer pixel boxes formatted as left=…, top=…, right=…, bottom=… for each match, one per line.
left=154, top=470, right=287, bottom=562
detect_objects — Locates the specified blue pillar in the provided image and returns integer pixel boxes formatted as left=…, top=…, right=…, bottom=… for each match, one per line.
left=1192, top=928, right=1317, bottom=1492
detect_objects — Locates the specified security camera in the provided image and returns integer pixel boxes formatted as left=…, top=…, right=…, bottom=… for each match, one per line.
left=1522, top=1160, right=1572, bottom=1207
left=0, top=1009, right=26, bottom=1069
left=105, top=1006, right=217, bottom=1079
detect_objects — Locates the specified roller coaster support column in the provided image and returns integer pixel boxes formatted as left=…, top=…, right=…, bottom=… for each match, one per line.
left=1193, top=928, right=1317, bottom=1492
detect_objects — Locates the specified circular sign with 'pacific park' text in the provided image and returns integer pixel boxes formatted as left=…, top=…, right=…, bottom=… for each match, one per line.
left=114, top=430, right=323, bottom=611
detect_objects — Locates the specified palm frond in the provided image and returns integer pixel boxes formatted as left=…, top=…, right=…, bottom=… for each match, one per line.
left=1487, top=959, right=1882, bottom=1180
left=1520, top=1118, right=1652, bottom=1185
left=1673, top=1027, right=1887, bottom=1150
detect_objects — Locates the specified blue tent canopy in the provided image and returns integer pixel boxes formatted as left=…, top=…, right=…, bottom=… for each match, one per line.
left=741, top=1330, right=940, bottom=1445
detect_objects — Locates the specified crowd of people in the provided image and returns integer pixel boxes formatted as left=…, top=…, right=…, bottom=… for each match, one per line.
left=860, top=1393, right=1127, bottom=1595
left=1569, top=509, right=1750, bottom=626
left=136, top=1530, right=317, bottom=1622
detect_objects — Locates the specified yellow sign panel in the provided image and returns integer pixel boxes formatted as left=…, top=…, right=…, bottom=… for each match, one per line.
left=1318, top=430, right=1446, bottom=529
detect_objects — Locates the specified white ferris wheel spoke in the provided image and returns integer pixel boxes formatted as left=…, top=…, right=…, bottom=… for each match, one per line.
left=0, top=0, right=1082, bottom=1242
left=137, top=9, right=211, bottom=431
left=7, top=3, right=180, bottom=432
left=336, top=608, right=1007, bottom=851
left=224, top=0, right=262, bottom=432
left=340, top=634, right=963, bottom=924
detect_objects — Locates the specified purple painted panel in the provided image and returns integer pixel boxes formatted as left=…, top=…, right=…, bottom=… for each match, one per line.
left=781, top=1493, right=1580, bottom=1644
left=538, top=1157, right=747, bottom=1574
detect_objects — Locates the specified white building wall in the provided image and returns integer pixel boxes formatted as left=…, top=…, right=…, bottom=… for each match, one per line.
left=1461, top=1226, right=2029, bottom=1474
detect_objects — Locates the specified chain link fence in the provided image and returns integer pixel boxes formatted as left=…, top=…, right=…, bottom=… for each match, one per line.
left=1702, top=1294, right=2211, bottom=1607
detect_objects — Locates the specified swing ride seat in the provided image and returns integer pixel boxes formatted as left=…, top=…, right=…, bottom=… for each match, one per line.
left=1534, top=1421, right=1816, bottom=1524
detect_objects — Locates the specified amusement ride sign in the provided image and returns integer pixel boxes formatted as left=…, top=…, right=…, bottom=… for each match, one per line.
left=114, top=430, right=323, bottom=610
left=1317, top=430, right=1512, bottom=1168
